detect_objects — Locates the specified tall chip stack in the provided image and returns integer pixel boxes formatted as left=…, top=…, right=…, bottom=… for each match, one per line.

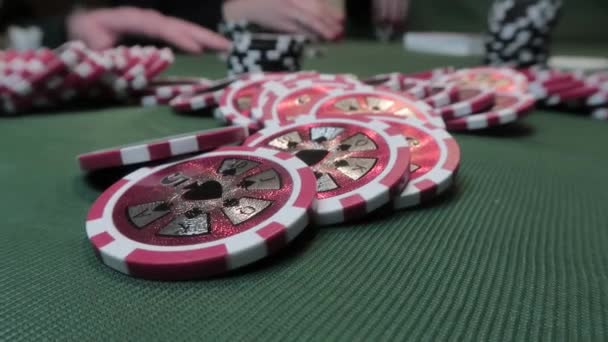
left=485, top=0, right=563, bottom=67
left=220, top=21, right=308, bottom=76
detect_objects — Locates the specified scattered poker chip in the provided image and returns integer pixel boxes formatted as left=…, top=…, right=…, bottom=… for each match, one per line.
left=169, top=77, right=237, bottom=112
left=520, top=67, right=574, bottom=85
left=363, top=73, right=431, bottom=99
left=591, top=108, right=608, bottom=120
left=422, top=84, right=460, bottom=108
left=444, top=92, right=536, bottom=131
left=251, top=74, right=363, bottom=125
left=217, top=72, right=290, bottom=130
left=586, top=90, right=608, bottom=107
left=145, top=76, right=213, bottom=87
left=586, top=72, right=608, bottom=90
left=362, top=72, right=403, bottom=88
left=438, top=87, right=496, bottom=120
left=544, top=84, right=599, bottom=106
left=85, top=146, right=317, bottom=280
left=170, top=91, right=222, bottom=112
left=139, top=95, right=165, bottom=107
left=398, top=78, right=432, bottom=99
left=404, top=67, right=455, bottom=81
left=528, top=79, right=585, bottom=100
left=439, top=67, right=529, bottom=94
left=369, top=116, right=461, bottom=208
left=244, top=116, right=411, bottom=225
left=309, top=87, right=446, bottom=128
left=78, top=126, right=249, bottom=171
left=140, top=78, right=213, bottom=102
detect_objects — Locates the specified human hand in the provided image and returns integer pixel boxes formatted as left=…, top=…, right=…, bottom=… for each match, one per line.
left=373, top=0, right=409, bottom=27
left=67, top=7, right=232, bottom=53
left=223, top=0, right=344, bottom=40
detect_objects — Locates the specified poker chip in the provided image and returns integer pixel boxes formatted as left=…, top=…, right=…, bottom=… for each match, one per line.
left=485, top=0, right=562, bottom=67
left=142, top=79, right=213, bottom=99
left=444, top=92, right=536, bottom=131
left=0, top=43, right=177, bottom=115
left=170, top=92, right=222, bottom=112
left=404, top=67, right=455, bottom=81
left=251, top=74, right=363, bottom=125
left=591, top=108, right=608, bottom=120
left=528, top=79, right=585, bottom=100
left=139, top=95, right=165, bottom=107
left=399, top=79, right=433, bottom=99
left=586, top=90, right=608, bottom=107
left=85, top=146, right=317, bottom=280
left=169, top=78, right=236, bottom=112
left=422, top=84, right=460, bottom=108
left=227, top=31, right=308, bottom=76
left=438, top=87, right=496, bottom=120
left=217, top=72, right=291, bottom=130
left=362, top=72, right=403, bottom=88
left=520, top=67, right=574, bottom=85
left=586, top=72, right=608, bottom=90
left=363, top=72, right=432, bottom=99
left=369, top=116, right=461, bottom=208
left=363, top=73, right=432, bottom=99
left=78, top=126, right=249, bottom=171
left=544, top=84, right=599, bottom=106
left=244, top=116, right=411, bottom=225
left=309, top=87, right=446, bottom=128
left=439, top=67, right=529, bottom=94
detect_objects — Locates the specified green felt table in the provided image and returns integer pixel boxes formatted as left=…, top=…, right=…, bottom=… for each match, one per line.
left=2, top=41, right=608, bottom=341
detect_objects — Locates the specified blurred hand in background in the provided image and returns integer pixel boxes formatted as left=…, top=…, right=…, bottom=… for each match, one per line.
left=222, top=0, right=344, bottom=40
left=66, top=6, right=232, bottom=53
left=372, top=0, right=409, bottom=28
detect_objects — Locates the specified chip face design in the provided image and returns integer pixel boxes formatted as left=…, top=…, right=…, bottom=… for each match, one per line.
left=245, top=116, right=411, bottom=225
left=310, top=88, right=445, bottom=128
left=86, top=147, right=316, bottom=280
left=116, top=155, right=287, bottom=243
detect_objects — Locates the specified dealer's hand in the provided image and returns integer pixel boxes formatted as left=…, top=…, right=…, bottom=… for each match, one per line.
left=67, top=7, right=232, bottom=53
left=223, top=0, right=344, bottom=40
left=373, top=0, right=409, bottom=27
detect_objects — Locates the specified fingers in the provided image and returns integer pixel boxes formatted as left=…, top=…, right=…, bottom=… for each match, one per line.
left=399, top=0, right=410, bottom=25
left=270, top=19, right=303, bottom=35
left=82, top=26, right=115, bottom=51
left=373, top=0, right=407, bottom=26
left=289, top=0, right=343, bottom=40
left=389, top=0, right=407, bottom=26
left=97, top=7, right=230, bottom=53
left=175, top=20, right=232, bottom=51
left=66, top=10, right=116, bottom=50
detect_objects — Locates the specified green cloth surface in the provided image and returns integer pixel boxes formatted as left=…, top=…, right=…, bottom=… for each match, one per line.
left=2, top=42, right=608, bottom=341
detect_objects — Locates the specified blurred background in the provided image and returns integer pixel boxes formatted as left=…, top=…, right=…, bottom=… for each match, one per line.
left=1, top=0, right=606, bottom=50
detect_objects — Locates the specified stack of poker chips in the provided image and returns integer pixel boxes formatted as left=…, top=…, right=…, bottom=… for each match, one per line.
left=219, top=21, right=308, bottom=76
left=0, top=41, right=174, bottom=115
left=485, top=0, right=563, bottom=67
